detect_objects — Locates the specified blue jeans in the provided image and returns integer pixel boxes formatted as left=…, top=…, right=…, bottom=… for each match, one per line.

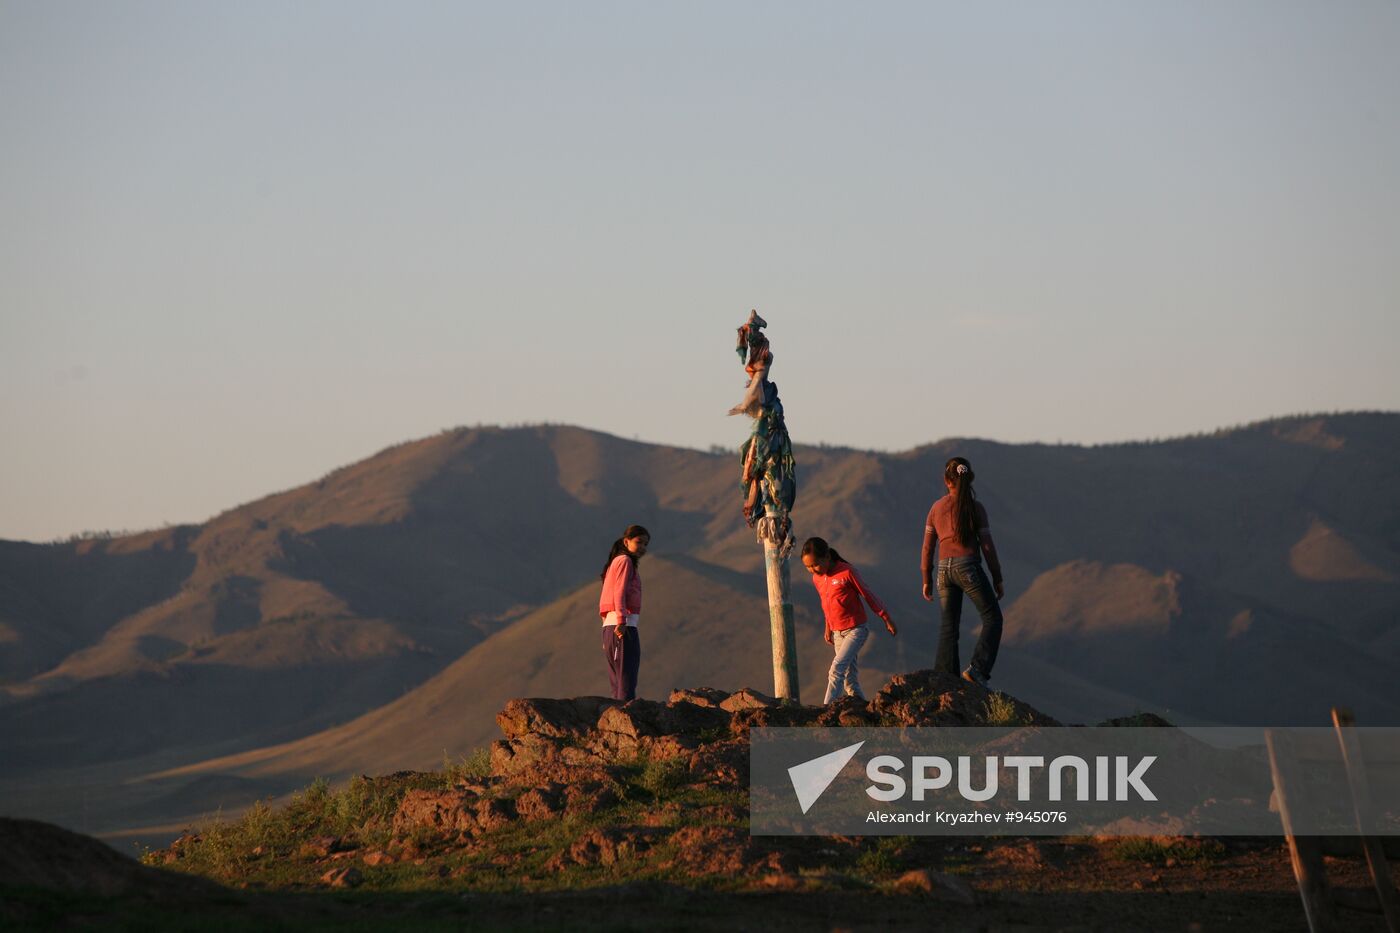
left=824, top=624, right=870, bottom=704
left=935, top=556, right=1003, bottom=679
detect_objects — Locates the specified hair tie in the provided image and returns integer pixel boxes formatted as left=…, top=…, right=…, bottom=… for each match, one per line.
left=956, top=463, right=968, bottom=475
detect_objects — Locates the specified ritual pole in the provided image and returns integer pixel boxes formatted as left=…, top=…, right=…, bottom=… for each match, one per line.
left=728, top=311, right=799, bottom=701
left=763, top=505, right=799, bottom=700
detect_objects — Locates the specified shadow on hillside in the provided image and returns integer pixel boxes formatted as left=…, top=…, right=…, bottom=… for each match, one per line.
left=0, top=533, right=197, bottom=685
left=0, top=654, right=444, bottom=778
left=268, top=431, right=723, bottom=646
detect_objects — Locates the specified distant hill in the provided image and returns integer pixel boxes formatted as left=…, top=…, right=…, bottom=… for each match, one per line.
left=2, top=412, right=1398, bottom=844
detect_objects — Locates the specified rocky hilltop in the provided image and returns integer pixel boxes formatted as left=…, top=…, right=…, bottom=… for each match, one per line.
left=5, top=673, right=1388, bottom=931
left=154, top=670, right=1054, bottom=891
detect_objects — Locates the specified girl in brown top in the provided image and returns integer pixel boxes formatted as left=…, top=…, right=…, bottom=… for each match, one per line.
left=920, top=457, right=1005, bottom=686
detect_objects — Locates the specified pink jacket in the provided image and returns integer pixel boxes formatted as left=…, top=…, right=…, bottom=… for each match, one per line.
left=599, top=554, right=642, bottom=620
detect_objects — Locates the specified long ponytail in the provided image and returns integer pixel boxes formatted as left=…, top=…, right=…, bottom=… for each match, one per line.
left=944, top=457, right=980, bottom=546
left=800, top=536, right=845, bottom=566
left=600, top=524, right=651, bottom=579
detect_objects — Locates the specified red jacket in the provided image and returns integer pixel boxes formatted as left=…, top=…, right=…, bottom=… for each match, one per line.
left=810, top=560, right=889, bottom=632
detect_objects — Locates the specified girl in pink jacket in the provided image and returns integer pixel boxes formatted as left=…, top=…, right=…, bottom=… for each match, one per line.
left=801, top=536, right=897, bottom=704
left=599, top=524, right=650, bottom=700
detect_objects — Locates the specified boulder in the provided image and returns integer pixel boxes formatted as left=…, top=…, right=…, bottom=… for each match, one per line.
left=513, top=784, right=564, bottom=822
left=892, top=868, right=977, bottom=904
left=719, top=688, right=779, bottom=712
left=871, top=669, right=1059, bottom=727
left=472, top=797, right=516, bottom=833
left=547, top=827, right=658, bottom=868
left=495, top=696, right=622, bottom=741
left=298, top=835, right=348, bottom=859
left=595, top=700, right=729, bottom=741
left=321, top=866, right=363, bottom=889
left=667, top=687, right=728, bottom=708
left=562, top=782, right=619, bottom=816
left=391, top=789, right=479, bottom=836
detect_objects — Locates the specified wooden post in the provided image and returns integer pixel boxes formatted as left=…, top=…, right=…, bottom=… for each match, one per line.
left=728, top=310, right=799, bottom=703
left=1267, top=728, right=1339, bottom=932
left=1331, top=707, right=1400, bottom=932
left=764, top=506, right=799, bottom=702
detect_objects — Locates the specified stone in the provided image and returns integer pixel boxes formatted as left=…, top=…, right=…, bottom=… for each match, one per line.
left=321, top=866, right=363, bottom=888
left=719, top=688, right=779, bottom=712
left=392, top=790, right=478, bottom=836
left=513, top=785, right=564, bottom=822
left=562, top=783, right=619, bottom=816
left=595, top=700, right=728, bottom=745
left=668, top=687, right=729, bottom=708
left=472, top=797, right=516, bottom=833
left=495, top=697, right=622, bottom=741
left=548, top=827, right=656, bottom=868
left=664, top=825, right=753, bottom=875
left=489, top=734, right=568, bottom=777
left=892, top=868, right=976, bottom=904
left=298, top=835, right=344, bottom=859
left=686, top=740, right=749, bottom=787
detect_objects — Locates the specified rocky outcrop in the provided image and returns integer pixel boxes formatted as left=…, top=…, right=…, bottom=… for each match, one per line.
left=144, top=669, right=1074, bottom=894
left=486, top=670, right=1058, bottom=789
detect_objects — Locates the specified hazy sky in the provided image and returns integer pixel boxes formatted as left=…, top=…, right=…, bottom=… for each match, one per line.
left=2, top=1, right=1398, bottom=541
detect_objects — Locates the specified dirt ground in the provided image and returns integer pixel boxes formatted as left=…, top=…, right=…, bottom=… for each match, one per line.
left=6, top=836, right=1397, bottom=932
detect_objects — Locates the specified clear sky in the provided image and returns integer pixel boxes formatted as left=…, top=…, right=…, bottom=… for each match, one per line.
left=2, top=1, right=1397, bottom=542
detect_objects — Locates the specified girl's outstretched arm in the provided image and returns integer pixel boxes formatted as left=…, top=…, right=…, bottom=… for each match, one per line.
left=850, top=567, right=897, bottom=635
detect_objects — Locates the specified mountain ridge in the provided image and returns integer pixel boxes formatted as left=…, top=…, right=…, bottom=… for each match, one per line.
left=2, top=412, right=1398, bottom=844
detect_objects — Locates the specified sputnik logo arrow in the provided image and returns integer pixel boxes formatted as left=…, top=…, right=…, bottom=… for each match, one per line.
left=787, top=741, right=865, bottom=814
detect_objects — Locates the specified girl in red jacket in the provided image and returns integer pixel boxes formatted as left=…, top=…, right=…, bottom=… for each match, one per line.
left=801, top=537, right=897, bottom=704
left=599, top=524, right=650, bottom=700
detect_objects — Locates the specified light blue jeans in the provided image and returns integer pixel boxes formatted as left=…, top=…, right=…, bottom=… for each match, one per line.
left=824, top=624, right=870, bottom=704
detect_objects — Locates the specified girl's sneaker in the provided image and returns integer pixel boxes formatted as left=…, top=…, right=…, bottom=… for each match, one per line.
left=961, top=667, right=988, bottom=688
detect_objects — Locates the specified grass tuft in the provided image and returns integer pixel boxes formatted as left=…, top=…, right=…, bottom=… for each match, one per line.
left=442, top=748, right=492, bottom=785
left=982, top=692, right=1026, bottom=726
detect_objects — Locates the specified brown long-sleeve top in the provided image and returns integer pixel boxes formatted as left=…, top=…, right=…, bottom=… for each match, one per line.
left=920, top=495, right=1004, bottom=586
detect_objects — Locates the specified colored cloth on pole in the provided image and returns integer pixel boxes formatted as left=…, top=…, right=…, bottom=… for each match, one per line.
left=727, top=311, right=796, bottom=557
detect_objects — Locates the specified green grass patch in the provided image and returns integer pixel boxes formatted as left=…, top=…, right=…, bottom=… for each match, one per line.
left=148, top=754, right=752, bottom=896
left=146, top=770, right=448, bottom=883
left=853, top=835, right=913, bottom=877
left=695, top=725, right=730, bottom=744
left=442, top=747, right=492, bottom=785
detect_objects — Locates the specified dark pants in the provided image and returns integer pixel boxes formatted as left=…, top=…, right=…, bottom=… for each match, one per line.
left=602, top=625, right=640, bottom=700
left=935, top=556, right=1003, bottom=679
